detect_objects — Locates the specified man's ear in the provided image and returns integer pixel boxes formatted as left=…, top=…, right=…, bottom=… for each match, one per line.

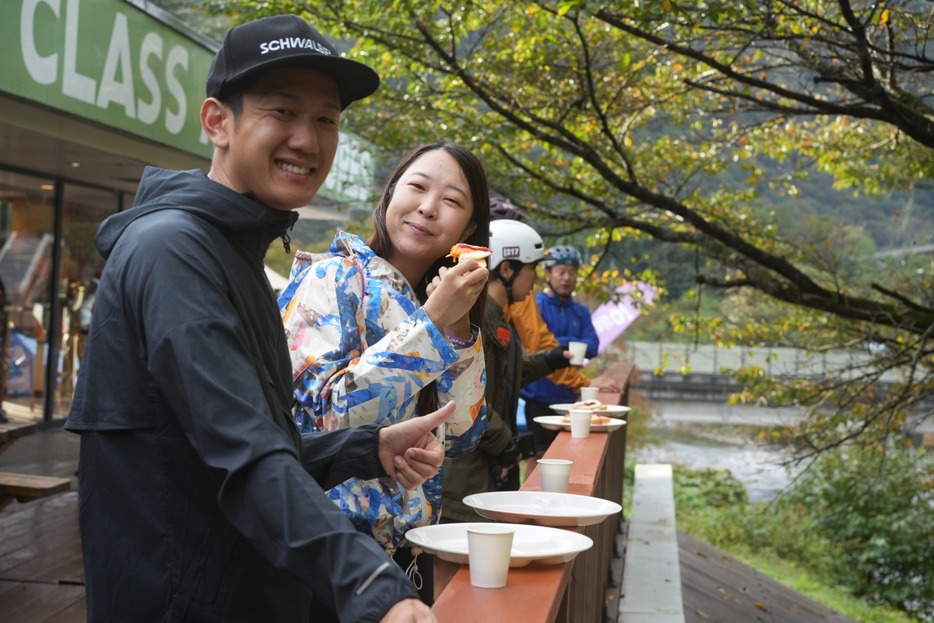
left=201, top=98, right=231, bottom=149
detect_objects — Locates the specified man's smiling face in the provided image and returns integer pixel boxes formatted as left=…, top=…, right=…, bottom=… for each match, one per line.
left=216, top=67, right=342, bottom=211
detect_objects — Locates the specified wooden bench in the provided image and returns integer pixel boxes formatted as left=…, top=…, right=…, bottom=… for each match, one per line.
left=618, top=464, right=685, bottom=623
left=0, top=471, right=71, bottom=510
left=0, top=420, right=38, bottom=454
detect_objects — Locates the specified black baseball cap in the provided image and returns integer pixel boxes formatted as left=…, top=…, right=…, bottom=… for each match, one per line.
left=206, top=14, right=380, bottom=109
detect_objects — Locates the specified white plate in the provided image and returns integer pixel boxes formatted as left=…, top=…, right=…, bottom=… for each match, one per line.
left=404, top=522, right=592, bottom=566
left=549, top=403, right=631, bottom=417
left=534, top=415, right=626, bottom=433
left=463, top=491, right=623, bottom=527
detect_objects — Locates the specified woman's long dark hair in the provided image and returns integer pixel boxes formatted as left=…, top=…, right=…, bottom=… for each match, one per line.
left=367, top=141, right=490, bottom=330
left=368, top=142, right=490, bottom=417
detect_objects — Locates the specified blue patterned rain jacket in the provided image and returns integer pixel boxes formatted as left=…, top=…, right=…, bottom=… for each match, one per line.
left=279, top=231, right=488, bottom=551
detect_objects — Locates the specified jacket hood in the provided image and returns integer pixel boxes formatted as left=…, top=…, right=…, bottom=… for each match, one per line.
left=327, top=230, right=414, bottom=294
left=96, top=167, right=298, bottom=259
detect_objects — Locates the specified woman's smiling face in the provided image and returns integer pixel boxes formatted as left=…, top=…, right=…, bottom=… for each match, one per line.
left=385, top=148, right=477, bottom=280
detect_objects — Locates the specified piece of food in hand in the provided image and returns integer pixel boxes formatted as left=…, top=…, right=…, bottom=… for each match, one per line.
left=570, top=399, right=607, bottom=411
left=448, top=243, right=493, bottom=267
left=562, top=413, right=612, bottom=425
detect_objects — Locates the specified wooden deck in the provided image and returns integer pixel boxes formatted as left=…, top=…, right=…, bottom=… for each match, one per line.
left=0, top=493, right=861, bottom=623
left=0, top=417, right=862, bottom=623
left=678, top=531, right=857, bottom=623
left=0, top=424, right=84, bottom=623
left=0, top=492, right=85, bottom=623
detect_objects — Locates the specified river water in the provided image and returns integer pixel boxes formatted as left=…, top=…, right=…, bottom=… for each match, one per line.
left=631, top=410, right=794, bottom=503
left=519, top=398, right=795, bottom=502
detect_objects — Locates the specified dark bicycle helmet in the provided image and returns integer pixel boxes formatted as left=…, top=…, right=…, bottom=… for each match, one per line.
left=489, top=198, right=530, bottom=224
left=542, top=245, right=582, bottom=269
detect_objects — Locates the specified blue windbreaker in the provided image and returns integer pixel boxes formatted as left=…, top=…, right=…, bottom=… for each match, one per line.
left=521, top=290, right=600, bottom=404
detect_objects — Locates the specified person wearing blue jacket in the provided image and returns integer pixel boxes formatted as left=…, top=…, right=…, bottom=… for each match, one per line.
left=65, top=15, right=450, bottom=623
left=523, top=245, right=600, bottom=450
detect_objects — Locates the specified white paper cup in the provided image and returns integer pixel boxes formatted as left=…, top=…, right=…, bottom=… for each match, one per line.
left=568, top=341, right=587, bottom=365
left=569, top=409, right=592, bottom=439
left=579, top=386, right=600, bottom=402
left=466, top=525, right=515, bottom=588
left=537, top=459, right=573, bottom=493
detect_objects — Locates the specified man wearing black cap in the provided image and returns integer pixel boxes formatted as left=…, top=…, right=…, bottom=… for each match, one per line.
left=66, top=15, right=443, bottom=623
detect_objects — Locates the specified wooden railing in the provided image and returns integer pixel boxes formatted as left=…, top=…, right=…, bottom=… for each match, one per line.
left=432, top=362, right=638, bottom=622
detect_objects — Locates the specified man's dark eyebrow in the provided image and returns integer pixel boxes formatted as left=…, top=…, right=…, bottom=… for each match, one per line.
left=257, top=89, right=342, bottom=112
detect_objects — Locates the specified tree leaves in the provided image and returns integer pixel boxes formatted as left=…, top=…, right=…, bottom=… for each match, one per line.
left=213, top=0, right=934, bottom=452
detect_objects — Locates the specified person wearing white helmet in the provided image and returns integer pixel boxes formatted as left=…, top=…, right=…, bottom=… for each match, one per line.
left=442, top=219, right=574, bottom=521
left=487, top=218, right=546, bottom=304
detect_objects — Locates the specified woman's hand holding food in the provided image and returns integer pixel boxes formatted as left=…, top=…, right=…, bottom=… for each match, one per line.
left=423, top=260, right=488, bottom=339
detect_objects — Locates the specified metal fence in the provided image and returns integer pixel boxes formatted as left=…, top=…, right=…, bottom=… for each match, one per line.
left=618, top=341, right=906, bottom=383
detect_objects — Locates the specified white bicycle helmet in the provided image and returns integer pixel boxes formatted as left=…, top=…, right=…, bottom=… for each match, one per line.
left=488, top=219, right=545, bottom=270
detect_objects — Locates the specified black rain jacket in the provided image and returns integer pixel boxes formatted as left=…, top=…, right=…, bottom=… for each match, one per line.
left=66, top=167, right=418, bottom=622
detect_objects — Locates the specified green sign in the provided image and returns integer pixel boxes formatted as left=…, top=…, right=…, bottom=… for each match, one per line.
left=2, top=0, right=215, bottom=158
left=1, top=0, right=375, bottom=202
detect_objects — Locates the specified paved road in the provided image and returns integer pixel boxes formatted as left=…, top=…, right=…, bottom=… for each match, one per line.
left=651, top=399, right=805, bottom=426
left=651, top=398, right=934, bottom=434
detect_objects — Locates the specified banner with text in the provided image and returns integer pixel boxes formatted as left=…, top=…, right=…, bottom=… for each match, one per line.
left=591, top=281, right=657, bottom=353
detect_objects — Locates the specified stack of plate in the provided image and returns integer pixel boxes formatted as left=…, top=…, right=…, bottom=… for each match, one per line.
left=549, top=403, right=631, bottom=417
left=462, top=491, right=622, bottom=527
left=404, top=521, right=593, bottom=566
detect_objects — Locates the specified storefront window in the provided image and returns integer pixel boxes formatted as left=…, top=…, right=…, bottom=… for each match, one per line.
left=58, top=185, right=115, bottom=417
left=0, top=170, right=56, bottom=418
left=0, top=169, right=118, bottom=421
